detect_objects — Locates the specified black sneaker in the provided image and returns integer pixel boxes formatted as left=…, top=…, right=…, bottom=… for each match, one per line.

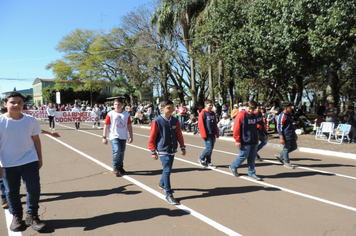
left=198, top=158, right=207, bottom=167
left=248, top=174, right=262, bottom=181
left=229, top=166, right=239, bottom=177
left=166, top=195, right=179, bottom=205
left=10, top=213, right=23, bottom=232
left=1, top=197, right=9, bottom=209
left=25, top=214, right=45, bottom=232
left=256, top=154, right=262, bottom=161
left=206, top=163, right=217, bottom=169
left=275, top=154, right=284, bottom=164
left=158, top=184, right=164, bottom=190
left=118, top=167, right=127, bottom=175
left=112, top=167, right=120, bottom=177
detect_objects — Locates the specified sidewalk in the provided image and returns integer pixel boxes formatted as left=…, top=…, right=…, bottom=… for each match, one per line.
left=136, top=124, right=356, bottom=160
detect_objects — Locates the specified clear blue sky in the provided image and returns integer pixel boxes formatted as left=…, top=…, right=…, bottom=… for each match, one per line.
left=0, top=0, right=151, bottom=94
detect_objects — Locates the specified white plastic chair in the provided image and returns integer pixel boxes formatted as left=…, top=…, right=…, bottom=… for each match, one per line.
left=329, top=124, right=351, bottom=144
left=315, top=122, right=334, bottom=141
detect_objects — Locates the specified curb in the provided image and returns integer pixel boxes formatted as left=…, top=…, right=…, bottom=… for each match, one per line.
left=135, top=125, right=356, bottom=160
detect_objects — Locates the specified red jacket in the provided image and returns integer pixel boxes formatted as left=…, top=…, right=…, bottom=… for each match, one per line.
left=198, top=109, right=219, bottom=140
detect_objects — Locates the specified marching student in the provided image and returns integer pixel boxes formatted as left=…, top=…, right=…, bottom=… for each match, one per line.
left=0, top=92, right=46, bottom=232
left=46, top=103, right=56, bottom=130
left=229, top=101, right=262, bottom=181
left=198, top=99, right=219, bottom=168
left=102, top=99, right=133, bottom=176
left=92, top=104, right=102, bottom=129
left=72, top=103, right=81, bottom=130
left=255, top=105, right=268, bottom=161
left=275, top=102, right=298, bottom=169
left=148, top=100, right=186, bottom=205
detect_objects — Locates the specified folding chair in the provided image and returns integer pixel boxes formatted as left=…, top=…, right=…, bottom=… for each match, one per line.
left=329, top=124, right=351, bottom=144
left=315, top=122, right=334, bottom=140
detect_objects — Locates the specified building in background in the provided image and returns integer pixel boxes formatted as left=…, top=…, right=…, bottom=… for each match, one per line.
left=33, top=78, right=115, bottom=107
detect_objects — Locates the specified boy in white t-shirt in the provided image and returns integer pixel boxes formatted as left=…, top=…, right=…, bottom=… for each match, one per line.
left=102, top=99, right=133, bottom=176
left=0, top=92, right=45, bottom=232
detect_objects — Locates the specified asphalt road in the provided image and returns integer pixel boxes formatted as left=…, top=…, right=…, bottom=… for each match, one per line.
left=1, top=121, right=355, bottom=236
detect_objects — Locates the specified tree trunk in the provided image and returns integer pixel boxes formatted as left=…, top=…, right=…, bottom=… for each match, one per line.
left=228, top=70, right=234, bottom=110
left=329, top=67, right=340, bottom=107
left=189, top=40, right=196, bottom=106
left=208, top=45, right=214, bottom=100
left=218, top=60, right=224, bottom=103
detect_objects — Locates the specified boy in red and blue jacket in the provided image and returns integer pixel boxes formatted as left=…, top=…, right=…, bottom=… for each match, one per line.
left=198, top=99, right=219, bottom=168
left=229, top=101, right=262, bottom=181
left=275, top=102, right=298, bottom=169
left=149, top=100, right=186, bottom=205
left=255, top=105, right=268, bottom=161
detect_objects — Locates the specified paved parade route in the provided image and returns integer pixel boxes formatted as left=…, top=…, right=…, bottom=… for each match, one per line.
left=1, top=122, right=355, bottom=236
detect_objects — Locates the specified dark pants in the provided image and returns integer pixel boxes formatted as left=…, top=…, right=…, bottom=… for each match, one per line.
left=2, top=161, right=41, bottom=215
left=0, top=179, right=5, bottom=199
left=48, top=116, right=55, bottom=128
left=279, top=139, right=298, bottom=163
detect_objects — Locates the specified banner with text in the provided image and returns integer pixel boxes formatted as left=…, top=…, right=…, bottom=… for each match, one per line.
left=25, top=110, right=99, bottom=123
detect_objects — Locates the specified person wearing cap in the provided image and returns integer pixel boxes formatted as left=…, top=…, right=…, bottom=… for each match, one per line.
left=231, top=104, right=239, bottom=119
left=218, top=113, right=231, bottom=136
left=238, top=102, right=245, bottom=112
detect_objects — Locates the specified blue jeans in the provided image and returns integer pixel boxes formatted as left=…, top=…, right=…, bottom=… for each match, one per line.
left=2, top=161, right=40, bottom=215
left=231, top=144, right=258, bottom=176
left=219, top=125, right=229, bottom=136
left=179, top=115, right=186, bottom=130
left=200, top=136, right=216, bottom=163
left=110, top=139, right=127, bottom=168
left=0, top=179, right=5, bottom=198
left=279, top=139, right=297, bottom=163
left=147, top=114, right=152, bottom=124
left=159, top=155, right=174, bottom=196
left=257, top=132, right=267, bottom=152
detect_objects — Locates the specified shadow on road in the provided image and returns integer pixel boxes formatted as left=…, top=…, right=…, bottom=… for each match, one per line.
left=176, top=185, right=279, bottom=201
left=41, top=208, right=188, bottom=233
left=39, top=184, right=141, bottom=203
left=260, top=171, right=334, bottom=179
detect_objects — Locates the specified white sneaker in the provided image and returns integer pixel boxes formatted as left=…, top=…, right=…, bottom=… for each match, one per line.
left=52, top=128, right=55, bottom=130
left=97, top=127, right=101, bottom=129
left=92, top=125, right=95, bottom=128
left=49, top=128, right=52, bottom=130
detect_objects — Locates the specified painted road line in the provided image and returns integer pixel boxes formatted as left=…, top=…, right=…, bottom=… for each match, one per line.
left=133, top=132, right=356, bottom=180
left=4, top=210, right=22, bottom=236
left=133, top=124, right=356, bottom=160
left=50, top=125, right=356, bottom=212
left=45, top=134, right=242, bottom=236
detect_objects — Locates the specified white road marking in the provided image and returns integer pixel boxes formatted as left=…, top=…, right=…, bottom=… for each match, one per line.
left=133, top=133, right=356, bottom=180
left=52, top=124, right=356, bottom=212
left=45, top=134, right=242, bottom=236
left=4, top=210, right=22, bottom=236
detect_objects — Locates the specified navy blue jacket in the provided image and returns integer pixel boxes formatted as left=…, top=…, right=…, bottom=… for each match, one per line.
left=148, top=115, right=185, bottom=155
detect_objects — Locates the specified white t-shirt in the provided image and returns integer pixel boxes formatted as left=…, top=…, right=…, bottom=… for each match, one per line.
left=0, top=114, right=42, bottom=167
left=218, top=118, right=231, bottom=127
left=105, top=110, right=132, bottom=140
left=47, top=107, right=56, bottom=116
